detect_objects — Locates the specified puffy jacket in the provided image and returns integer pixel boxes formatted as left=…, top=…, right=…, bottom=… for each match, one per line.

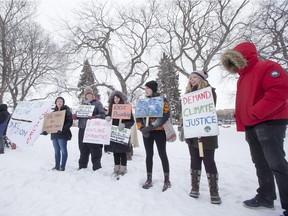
left=221, top=42, right=288, bottom=131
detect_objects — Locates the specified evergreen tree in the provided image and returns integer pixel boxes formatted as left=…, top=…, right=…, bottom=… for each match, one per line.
left=77, top=60, right=99, bottom=100
left=157, top=53, right=181, bottom=124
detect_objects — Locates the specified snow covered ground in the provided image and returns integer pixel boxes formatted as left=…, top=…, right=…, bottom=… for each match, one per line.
left=1, top=126, right=287, bottom=216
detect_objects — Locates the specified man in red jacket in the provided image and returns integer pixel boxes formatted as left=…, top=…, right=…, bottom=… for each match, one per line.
left=221, top=42, right=288, bottom=216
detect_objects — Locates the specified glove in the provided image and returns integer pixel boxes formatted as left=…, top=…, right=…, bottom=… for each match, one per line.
left=105, top=116, right=112, bottom=122
left=41, top=131, right=48, bottom=135
left=118, top=123, right=125, bottom=131
left=72, top=114, right=77, bottom=120
left=89, top=115, right=96, bottom=119
left=140, top=125, right=154, bottom=134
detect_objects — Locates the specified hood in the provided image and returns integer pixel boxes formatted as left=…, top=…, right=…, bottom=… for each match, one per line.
left=108, top=91, right=128, bottom=104
left=0, top=104, right=8, bottom=112
left=221, top=42, right=259, bottom=75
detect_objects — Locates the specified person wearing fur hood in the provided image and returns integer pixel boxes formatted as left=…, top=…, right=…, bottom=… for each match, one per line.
left=74, top=86, right=106, bottom=171
left=105, top=90, right=135, bottom=176
left=221, top=42, right=288, bottom=215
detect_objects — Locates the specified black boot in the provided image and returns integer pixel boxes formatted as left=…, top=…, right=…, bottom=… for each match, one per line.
left=189, top=169, right=201, bottom=198
left=207, top=173, right=221, bottom=204
left=142, top=174, right=153, bottom=189
left=162, top=174, right=171, bottom=192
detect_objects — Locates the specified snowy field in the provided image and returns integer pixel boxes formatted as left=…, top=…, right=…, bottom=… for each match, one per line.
left=1, top=126, right=287, bottom=216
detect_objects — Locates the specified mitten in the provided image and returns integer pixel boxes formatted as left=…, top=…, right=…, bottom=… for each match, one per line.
left=118, top=123, right=125, bottom=131
left=140, top=125, right=153, bottom=134
left=41, top=131, right=48, bottom=136
left=105, top=116, right=112, bottom=122
left=89, top=115, right=96, bottom=119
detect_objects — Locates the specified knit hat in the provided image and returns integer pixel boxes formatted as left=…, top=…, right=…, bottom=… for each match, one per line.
left=145, top=80, right=158, bottom=93
left=84, top=86, right=94, bottom=96
left=55, top=96, right=65, bottom=104
left=190, top=70, right=208, bottom=80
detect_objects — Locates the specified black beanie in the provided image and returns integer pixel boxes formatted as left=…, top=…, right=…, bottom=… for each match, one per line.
left=55, top=96, right=65, bottom=105
left=145, top=80, right=158, bottom=93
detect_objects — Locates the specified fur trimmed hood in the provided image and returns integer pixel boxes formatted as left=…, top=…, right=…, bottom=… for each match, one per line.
left=108, top=91, right=128, bottom=104
left=221, top=42, right=259, bottom=75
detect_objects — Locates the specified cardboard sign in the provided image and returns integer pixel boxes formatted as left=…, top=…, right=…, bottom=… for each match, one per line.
left=110, top=125, right=131, bottom=145
left=135, top=96, right=163, bottom=117
left=83, top=119, right=112, bottom=145
left=6, top=100, right=54, bottom=146
left=111, top=104, right=132, bottom=120
left=42, top=110, right=66, bottom=133
left=181, top=87, right=219, bottom=138
left=76, top=105, right=94, bottom=118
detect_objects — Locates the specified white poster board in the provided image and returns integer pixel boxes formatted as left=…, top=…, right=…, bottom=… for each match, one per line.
left=181, top=87, right=219, bottom=138
left=83, top=119, right=112, bottom=145
left=76, top=105, right=95, bottom=118
left=110, top=125, right=131, bottom=145
left=6, top=100, right=54, bottom=146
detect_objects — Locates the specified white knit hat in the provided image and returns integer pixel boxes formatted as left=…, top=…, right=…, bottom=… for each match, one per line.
left=190, top=70, right=208, bottom=80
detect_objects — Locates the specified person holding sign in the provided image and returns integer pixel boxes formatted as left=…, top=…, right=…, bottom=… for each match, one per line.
left=105, top=91, right=135, bottom=176
left=74, top=86, right=106, bottom=171
left=221, top=42, right=288, bottom=215
left=184, top=71, right=221, bottom=204
left=136, top=80, right=171, bottom=192
left=0, top=104, right=10, bottom=154
left=42, top=97, right=73, bottom=171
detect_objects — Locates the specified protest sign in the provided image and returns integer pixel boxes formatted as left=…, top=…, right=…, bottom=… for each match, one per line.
left=42, top=110, right=66, bottom=133
left=181, top=87, right=219, bottom=139
left=83, top=119, right=112, bottom=145
left=135, top=96, right=163, bottom=118
left=76, top=105, right=95, bottom=118
left=6, top=100, right=54, bottom=146
left=110, top=125, right=131, bottom=145
left=111, top=104, right=132, bottom=120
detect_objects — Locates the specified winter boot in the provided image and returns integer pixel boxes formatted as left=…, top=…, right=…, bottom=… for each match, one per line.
left=162, top=175, right=171, bottom=192
left=119, top=165, right=127, bottom=176
left=207, top=173, right=221, bottom=204
left=189, top=169, right=201, bottom=198
left=142, top=174, right=153, bottom=189
left=114, top=165, right=120, bottom=174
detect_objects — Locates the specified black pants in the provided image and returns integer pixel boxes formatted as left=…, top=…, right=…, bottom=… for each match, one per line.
left=245, top=123, right=288, bottom=210
left=143, top=130, right=170, bottom=175
left=114, top=152, right=127, bottom=166
left=87, top=144, right=103, bottom=170
left=78, top=128, right=90, bottom=168
left=188, top=145, right=218, bottom=174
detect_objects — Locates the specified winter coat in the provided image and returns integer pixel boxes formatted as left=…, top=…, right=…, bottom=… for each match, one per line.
left=136, top=93, right=170, bottom=131
left=0, top=104, right=10, bottom=137
left=185, top=86, right=218, bottom=150
left=105, top=91, right=135, bottom=153
left=221, top=42, right=288, bottom=131
left=77, top=99, right=106, bottom=129
left=50, top=105, right=73, bottom=140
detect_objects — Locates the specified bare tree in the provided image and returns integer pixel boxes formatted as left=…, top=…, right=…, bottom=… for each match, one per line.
left=155, top=0, right=250, bottom=77
left=246, top=0, right=288, bottom=69
left=65, top=0, right=161, bottom=101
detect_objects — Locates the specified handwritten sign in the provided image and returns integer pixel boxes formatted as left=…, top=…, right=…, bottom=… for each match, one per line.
left=83, top=119, right=112, bottom=145
left=6, top=100, right=54, bottom=146
left=111, top=104, right=132, bottom=120
left=76, top=105, right=95, bottom=118
left=42, top=110, right=66, bottom=133
left=135, top=96, right=163, bottom=117
left=181, top=87, right=219, bottom=138
left=110, top=125, right=131, bottom=145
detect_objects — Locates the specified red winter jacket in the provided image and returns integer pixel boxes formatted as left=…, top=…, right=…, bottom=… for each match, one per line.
left=222, top=42, right=288, bottom=131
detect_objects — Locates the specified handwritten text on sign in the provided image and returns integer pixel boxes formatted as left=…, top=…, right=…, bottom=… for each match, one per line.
left=42, top=110, right=66, bottom=133
left=110, top=125, right=131, bottom=145
left=181, top=87, right=219, bottom=138
left=135, top=96, right=163, bottom=118
left=83, top=119, right=112, bottom=145
left=112, top=104, right=132, bottom=120
left=76, top=105, right=95, bottom=118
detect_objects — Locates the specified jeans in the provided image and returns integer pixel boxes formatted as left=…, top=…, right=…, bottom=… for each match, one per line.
left=52, top=139, right=68, bottom=168
left=245, top=123, right=288, bottom=210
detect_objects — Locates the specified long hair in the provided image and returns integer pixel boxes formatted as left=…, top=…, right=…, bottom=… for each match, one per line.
left=185, top=77, right=208, bottom=93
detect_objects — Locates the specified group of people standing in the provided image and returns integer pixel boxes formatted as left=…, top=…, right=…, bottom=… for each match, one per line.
left=1, top=41, right=288, bottom=216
